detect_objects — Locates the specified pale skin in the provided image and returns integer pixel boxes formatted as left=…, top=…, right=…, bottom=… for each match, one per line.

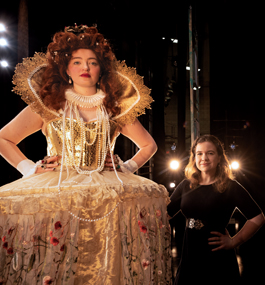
left=0, top=48, right=157, bottom=174
left=195, top=141, right=265, bottom=251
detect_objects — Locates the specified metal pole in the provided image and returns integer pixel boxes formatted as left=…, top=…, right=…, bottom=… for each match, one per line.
left=188, top=6, right=194, bottom=145
left=194, top=33, right=200, bottom=140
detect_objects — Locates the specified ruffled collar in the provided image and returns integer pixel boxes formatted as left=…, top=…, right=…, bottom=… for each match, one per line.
left=65, top=88, right=106, bottom=108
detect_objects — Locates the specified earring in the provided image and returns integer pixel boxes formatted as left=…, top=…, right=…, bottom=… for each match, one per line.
left=97, top=75, right=102, bottom=88
left=69, top=75, right=72, bottom=84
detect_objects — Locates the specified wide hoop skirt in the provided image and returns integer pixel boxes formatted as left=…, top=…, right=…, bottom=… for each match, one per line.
left=0, top=169, right=171, bottom=284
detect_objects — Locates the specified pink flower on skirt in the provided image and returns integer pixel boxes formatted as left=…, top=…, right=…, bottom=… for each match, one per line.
left=138, top=221, right=147, bottom=233
left=60, top=244, right=65, bottom=252
left=142, top=259, right=150, bottom=270
left=2, top=236, right=6, bottom=242
left=54, top=221, right=62, bottom=230
left=43, top=276, right=53, bottom=285
left=7, top=248, right=13, bottom=255
left=50, top=237, right=59, bottom=246
left=156, top=209, right=161, bottom=217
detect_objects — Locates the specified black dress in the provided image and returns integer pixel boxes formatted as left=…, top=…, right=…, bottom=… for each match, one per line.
left=167, top=179, right=262, bottom=285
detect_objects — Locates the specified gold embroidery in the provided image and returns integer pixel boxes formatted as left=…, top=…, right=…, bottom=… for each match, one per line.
left=114, top=60, right=153, bottom=125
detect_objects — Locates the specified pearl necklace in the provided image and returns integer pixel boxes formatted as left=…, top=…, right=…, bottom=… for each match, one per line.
left=65, top=88, right=106, bottom=108
left=57, top=99, right=123, bottom=223
left=68, top=102, right=109, bottom=175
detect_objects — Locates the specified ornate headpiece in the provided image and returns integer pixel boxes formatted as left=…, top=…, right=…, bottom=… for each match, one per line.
left=64, top=23, right=89, bottom=35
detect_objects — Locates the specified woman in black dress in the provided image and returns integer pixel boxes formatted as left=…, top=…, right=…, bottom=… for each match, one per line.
left=168, top=135, right=264, bottom=285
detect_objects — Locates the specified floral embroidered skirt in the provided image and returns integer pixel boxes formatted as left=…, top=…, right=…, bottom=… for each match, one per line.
left=0, top=169, right=171, bottom=284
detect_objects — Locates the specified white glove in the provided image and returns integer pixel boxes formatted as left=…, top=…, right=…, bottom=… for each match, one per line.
left=117, top=157, right=138, bottom=174
left=16, top=159, right=38, bottom=178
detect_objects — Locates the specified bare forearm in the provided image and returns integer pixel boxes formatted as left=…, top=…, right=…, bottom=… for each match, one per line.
left=0, top=138, right=27, bottom=168
left=120, top=119, right=158, bottom=169
left=131, top=143, right=157, bottom=168
left=0, top=106, right=44, bottom=169
left=232, top=213, right=265, bottom=248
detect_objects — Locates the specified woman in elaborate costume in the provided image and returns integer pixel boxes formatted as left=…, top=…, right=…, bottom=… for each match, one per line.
left=168, top=135, right=264, bottom=285
left=0, top=25, right=171, bottom=284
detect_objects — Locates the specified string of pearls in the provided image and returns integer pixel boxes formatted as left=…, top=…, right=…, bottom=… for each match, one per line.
left=69, top=102, right=109, bottom=175
left=68, top=202, right=120, bottom=222
left=57, top=99, right=122, bottom=222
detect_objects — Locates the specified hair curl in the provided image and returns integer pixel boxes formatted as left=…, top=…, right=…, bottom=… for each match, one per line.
left=185, top=135, right=234, bottom=192
left=39, top=26, right=122, bottom=116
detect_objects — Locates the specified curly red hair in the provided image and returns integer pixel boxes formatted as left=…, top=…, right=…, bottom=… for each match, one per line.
left=39, top=26, right=122, bottom=116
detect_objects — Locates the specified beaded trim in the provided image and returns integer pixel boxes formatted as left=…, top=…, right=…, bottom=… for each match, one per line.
left=112, top=71, right=140, bottom=120
left=27, top=64, right=60, bottom=117
left=67, top=202, right=120, bottom=222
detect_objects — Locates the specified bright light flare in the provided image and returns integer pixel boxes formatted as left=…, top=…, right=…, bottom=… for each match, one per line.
left=0, top=60, right=8, bottom=67
left=0, top=38, right=7, bottom=46
left=169, top=159, right=180, bottom=170
left=169, top=182, right=176, bottom=188
left=231, top=161, right=240, bottom=170
left=0, top=24, right=6, bottom=32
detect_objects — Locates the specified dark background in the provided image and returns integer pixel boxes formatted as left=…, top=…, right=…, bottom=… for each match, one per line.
left=0, top=1, right=264, bottom=283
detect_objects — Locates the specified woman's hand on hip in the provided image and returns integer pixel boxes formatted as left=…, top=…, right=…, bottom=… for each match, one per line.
left=208, top=229, right=234, bottom=251
left=35, top=155, right=60, bottom=173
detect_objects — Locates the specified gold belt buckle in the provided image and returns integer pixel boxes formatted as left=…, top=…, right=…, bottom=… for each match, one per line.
left=188, top=218, right=204, bottom=230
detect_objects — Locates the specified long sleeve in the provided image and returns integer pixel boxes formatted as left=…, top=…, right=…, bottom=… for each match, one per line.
left=167, top=179, right=187, bottom=218
left=230, top=180, right=262, bottom=219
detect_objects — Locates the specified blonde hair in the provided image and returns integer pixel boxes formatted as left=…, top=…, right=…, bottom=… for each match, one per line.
left=185, top=135, right=234, bottom=193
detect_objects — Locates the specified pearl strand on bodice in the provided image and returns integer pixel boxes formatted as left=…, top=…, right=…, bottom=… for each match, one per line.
left=57, top=98, right=122, bottom=223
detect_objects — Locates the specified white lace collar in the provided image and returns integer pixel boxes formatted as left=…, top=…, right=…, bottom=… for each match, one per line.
left=65, top=88, right=106, bottom=108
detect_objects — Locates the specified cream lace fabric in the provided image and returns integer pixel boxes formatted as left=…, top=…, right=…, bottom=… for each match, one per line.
left=0, top=53, right=171, bottom=284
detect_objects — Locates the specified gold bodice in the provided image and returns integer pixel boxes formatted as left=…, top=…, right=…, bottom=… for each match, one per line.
left=46, top=118, right=120, bottom=170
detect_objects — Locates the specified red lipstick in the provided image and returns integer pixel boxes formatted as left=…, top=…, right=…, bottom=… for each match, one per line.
left=80, top=73, right=91, bottom=78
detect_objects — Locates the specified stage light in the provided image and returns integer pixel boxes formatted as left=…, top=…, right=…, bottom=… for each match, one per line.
left=0, top=24, right=6, bottom=32
left=169, top=182, right=176, bottom=188
left=171, top=38, right=178, bottom=44
left=169, top=159, right=180, bottom=170
left=186, top=66, right=201, bottom=72
left=0, top=60, right=8, bottom=67
left=0, top=38, right=7, bottom=46
left=231, top=161, right=240, bottom=170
